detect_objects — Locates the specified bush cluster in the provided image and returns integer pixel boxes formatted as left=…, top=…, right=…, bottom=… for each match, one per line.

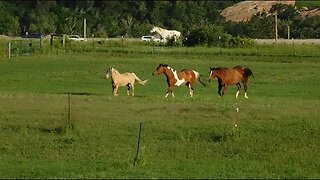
left=183, top=24, right=254, bottom=48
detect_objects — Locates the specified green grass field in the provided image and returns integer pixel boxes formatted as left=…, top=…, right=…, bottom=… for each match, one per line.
left=0, top=44, right=319, bottom=178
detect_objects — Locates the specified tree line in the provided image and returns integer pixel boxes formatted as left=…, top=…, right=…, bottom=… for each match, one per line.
left=0, top=1, right=319, bottom=41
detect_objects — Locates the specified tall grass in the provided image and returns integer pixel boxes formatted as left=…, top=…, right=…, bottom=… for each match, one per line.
left=0, top=46, right=319, bottom=178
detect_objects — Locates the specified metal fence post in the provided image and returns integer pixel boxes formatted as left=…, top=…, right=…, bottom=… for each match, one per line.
left=134, top=122, right=143, bottom=166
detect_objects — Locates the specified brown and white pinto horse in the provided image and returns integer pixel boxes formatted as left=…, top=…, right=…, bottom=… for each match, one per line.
left=208, top=66, right=254, bottom=98
left=152, top=64, right=206, bottom=98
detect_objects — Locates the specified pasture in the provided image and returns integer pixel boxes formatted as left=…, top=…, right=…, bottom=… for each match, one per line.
left=0, top=44, right=319, bottom=178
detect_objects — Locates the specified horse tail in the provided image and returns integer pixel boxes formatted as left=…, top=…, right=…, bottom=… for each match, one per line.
left=132, top=73, right=148, bottom=85
left=244, top=68, right=254, bottom=78
left=198, top=76, right=207, bottom=87
left=193, top=71, right=207, bottom=87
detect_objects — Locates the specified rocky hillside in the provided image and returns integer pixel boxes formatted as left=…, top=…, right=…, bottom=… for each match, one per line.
left=220, top=0, right=320, bottom=22
left=300, top=7, right=320, bottom=18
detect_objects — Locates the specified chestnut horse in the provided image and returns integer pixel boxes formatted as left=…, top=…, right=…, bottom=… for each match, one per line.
left=152, top=64, right=206, bottom=98
left=208, top=66, right=254, bottom=98
left=105, top=67, right=147, bottom=96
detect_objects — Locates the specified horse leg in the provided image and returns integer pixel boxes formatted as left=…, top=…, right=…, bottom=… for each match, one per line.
left=236, top=83, right=241, bottom=98
left=243, top=80, right=248, bottom=98
left=222, top=84, right=228, bottom=96
left=112, top=83, right=116, bottom=95
left=113, top=85, right=119, bottom=96
left=126, top=84, right=130, bottom=96
left=131, top=84, right=135, bottom=96
left=218, top=83, right=223, bottom=96
left=186, top=82, right=194, bottom=97
left=165, top=86, right=174, bottom=98
left=165, top=90, right=170, bottom=98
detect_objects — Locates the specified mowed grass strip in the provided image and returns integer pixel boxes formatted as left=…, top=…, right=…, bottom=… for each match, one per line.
left=0, top=51, right=319, bottom=178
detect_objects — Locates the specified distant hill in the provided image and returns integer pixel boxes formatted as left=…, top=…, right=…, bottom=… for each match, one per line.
left=220, top=1, right=295, bottom=22
left=220, top=0, right=320, bottom=22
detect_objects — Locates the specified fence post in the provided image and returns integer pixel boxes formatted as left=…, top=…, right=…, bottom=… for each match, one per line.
left=92, top=34, right=95, bottom=51
left=121, top=36, right=124, bottom=55
left=63, top=34, right=66, bottom=50
left=133, top=122, right=143, bottom=166
left=8, top=42, right=11, bottom=59
left=292, top=38, right=296, bottom=56
left=152, top=40, right=155, bottom=54
left=67, top=93, right=72, bottom=129
left=40, top=37, right=43, bottom=53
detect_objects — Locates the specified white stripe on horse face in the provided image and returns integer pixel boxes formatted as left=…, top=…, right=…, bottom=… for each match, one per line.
left=209, top=71, right=213, bottom=79
left=168, top=67, right=185, bottom=86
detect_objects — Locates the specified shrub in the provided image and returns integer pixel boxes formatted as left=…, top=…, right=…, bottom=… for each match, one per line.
left=183, top=24, right=253, bottom=48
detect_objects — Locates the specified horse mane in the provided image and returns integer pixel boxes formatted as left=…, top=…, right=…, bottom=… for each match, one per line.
left=151, top=26, right=162, bottom=34
left=159, top=64, right=178, bottom=73
left=111, top=67, right=120, bottom=74
left=155, top=26, right=164, bottom=31
left=213, top=67, right=227, bottom=70
left=160, top=63, right=169, bottom=67
left=234, top=65, right=242, bottom=68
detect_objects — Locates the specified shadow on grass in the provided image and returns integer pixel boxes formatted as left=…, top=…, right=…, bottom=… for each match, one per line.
left=210, top=133, right=228, bottom=142
left=39, top=126, right=68, bottom=135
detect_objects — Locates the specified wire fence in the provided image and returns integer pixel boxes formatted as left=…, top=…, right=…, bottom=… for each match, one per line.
left=1, top=37, right=320, bottom=59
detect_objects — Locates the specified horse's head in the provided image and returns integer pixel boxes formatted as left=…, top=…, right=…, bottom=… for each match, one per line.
left=150, top=27, right=158, bottom=33
left=105, top=67, right=113, bottom=79
left=208, top=67, right=218, bottom=82
left=152, top=63, right=167, bottom=76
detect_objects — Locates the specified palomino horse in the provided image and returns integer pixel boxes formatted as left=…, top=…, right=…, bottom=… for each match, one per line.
left=152, top=64, right=206, bottom=98
left=105, top=67, right=147, bottom=96
left=208, top=66, right=254, bottom=98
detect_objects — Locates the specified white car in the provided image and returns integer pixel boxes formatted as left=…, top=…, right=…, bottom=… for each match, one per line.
left=67, top=35, right=85, bottom=41
left=141, top=35, right=161, bottom=42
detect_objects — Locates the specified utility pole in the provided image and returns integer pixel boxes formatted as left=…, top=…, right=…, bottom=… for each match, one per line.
left=275, top=13, right=278, bottom=44
left=287, top=24, right=290, bottom=39
left=84, top=18, right=87, bottom=42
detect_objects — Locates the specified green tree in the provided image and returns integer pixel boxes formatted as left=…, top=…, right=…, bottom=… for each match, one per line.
left=121, top=15, right=134, bottom=37
left=101, top=14, right=121, bottom=38
left=247, top=12, right=275, bottom=39
left=0, top=11, right=20, bottom=36
left=224, top=21, right=250, bottom=38
left=184, top=24, right=237, bottom=47
left=270, top=3, right=299, bottom=21
left=55, top=6, right=84, bottom=35
left=295, top=16, right=320, bottom=38
left=270, top=3, right=300, bottom=39
left=28, top=11, right=58, bottom=34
